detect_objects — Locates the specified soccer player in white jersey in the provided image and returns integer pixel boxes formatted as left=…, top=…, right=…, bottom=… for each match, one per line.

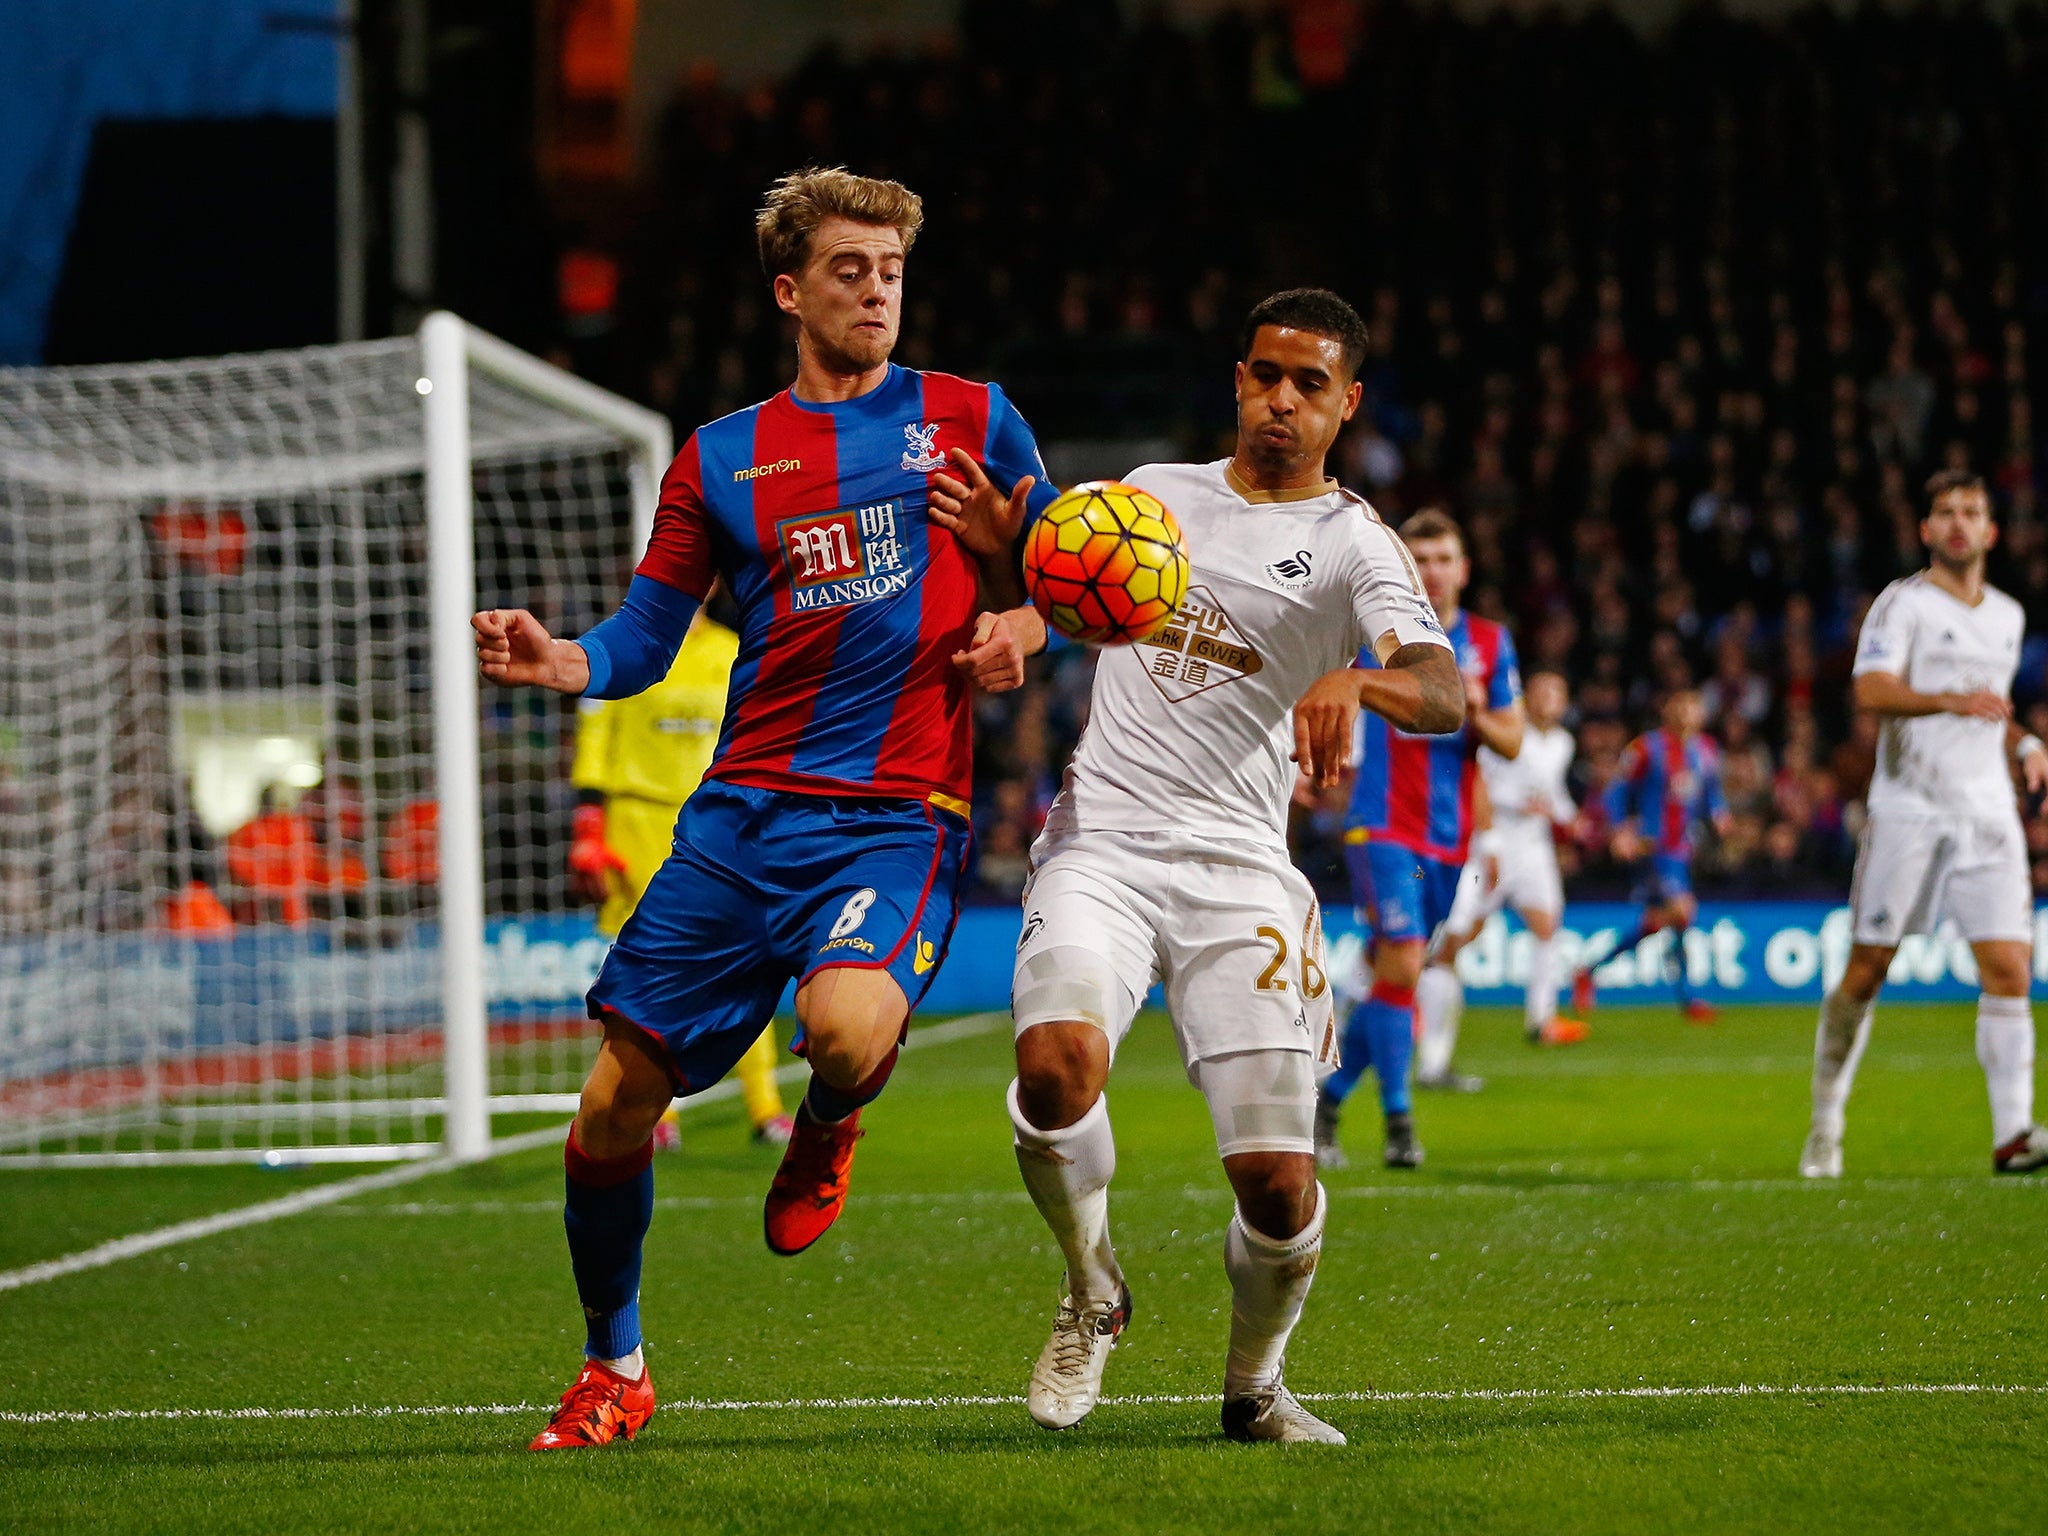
left=1802, top=470, right=2048, bottom=1178
left=1004, top=289, right=1463, bottom=1443
left=1418, top=670, right=1592, bottom=1087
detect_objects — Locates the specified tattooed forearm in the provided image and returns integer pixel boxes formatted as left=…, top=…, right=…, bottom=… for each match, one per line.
left=1388, top=643, right=1466, bottom=735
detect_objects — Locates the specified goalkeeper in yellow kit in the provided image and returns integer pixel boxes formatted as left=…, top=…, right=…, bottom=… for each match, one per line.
left=569, top=599, right=793, bottom=1148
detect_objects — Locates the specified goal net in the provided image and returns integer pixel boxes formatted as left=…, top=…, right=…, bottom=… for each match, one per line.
left=0, top=316, right=669, bottom=1164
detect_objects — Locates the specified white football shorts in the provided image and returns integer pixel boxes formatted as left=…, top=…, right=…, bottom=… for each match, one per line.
left=1443, top=828, right=1564, bottom=939
left=1848, top=809, right=2032, bottom=947
left=1011, top=829, right=1338, bottom=1077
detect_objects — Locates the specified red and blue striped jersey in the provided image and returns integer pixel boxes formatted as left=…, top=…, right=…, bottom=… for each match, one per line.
left=635, top=364, right=1054, bottom=810
left=1605, top=729, right=1726, bottom=858
left=1346, top=610, right=1521, bottom=862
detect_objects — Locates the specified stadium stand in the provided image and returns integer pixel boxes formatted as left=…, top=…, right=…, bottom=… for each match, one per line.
left=581, top=0, right=2048, bottom=901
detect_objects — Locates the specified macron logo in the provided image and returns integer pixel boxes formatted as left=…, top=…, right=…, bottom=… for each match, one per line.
left=734, top=458, right=801, bottom=482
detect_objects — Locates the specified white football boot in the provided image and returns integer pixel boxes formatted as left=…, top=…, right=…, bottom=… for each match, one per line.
left=1799, top=1129, right=1843, bottom=1179
left=1221, top=1377, right=1347, bottom=1444
left=1027, top=1285, right=1131, bottom=1429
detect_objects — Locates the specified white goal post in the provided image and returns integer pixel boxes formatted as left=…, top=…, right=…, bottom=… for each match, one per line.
left=0, top=314, right=669, bottom=1165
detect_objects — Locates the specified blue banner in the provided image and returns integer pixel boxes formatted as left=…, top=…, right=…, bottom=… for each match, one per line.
left=483, top=901, right=2048, bottom=1017
left=12, top=902, right=2036, bottom=1082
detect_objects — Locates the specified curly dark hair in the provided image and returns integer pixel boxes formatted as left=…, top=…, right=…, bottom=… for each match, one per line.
left=1239, top=288, right=1369, bottom=382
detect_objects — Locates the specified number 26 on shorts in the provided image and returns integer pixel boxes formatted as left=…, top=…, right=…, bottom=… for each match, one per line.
left=1253, top=923, right=1328, bottom=999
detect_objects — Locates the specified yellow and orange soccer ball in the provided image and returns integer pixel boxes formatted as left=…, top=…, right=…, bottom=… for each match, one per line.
left=1022, top=481, right=1190, bottom=646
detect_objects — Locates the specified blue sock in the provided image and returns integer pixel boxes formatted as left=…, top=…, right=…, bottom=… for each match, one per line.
left=1323, top=1001, right=1375, bottom=1105
left=1668, top=924, right=1694, bottom=1007
left=563, top=1132, right=654, bottom=1361
left=1362, top=984, right=1417, bottom=1116
left=804, top=1043, right=898, bottom=1124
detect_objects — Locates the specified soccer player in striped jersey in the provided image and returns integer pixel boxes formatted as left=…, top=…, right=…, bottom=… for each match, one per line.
left=474, top=168, right=1057, bottom=1449
left=1573, top=688, right=1730, bottom=1024
left=1315, top=509, right=1524, bottom=1170
left=1423, top=670, right=1592, bottom=1070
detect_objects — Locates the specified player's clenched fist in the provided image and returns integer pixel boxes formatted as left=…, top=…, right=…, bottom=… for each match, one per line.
left=952, top=606, right=1045, bottom=694
left=1292, top=668, right=1361, bottom=790
left=472, top=608, right=592, bottom=695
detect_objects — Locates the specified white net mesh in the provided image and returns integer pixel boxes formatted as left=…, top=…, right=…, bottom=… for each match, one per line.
left=0, top=334, right=646, bottom=1161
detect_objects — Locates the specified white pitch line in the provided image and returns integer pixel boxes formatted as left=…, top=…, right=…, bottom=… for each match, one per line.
left=325, top=1171, right=2044, bottom=1219
left=4, top=1381, right=2046, bottom=1425
left=0, top=1012, right=1006, bottom=1296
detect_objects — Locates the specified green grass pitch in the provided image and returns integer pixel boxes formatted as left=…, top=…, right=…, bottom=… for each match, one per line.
left=2, top=1001, right=2044, bottom=1534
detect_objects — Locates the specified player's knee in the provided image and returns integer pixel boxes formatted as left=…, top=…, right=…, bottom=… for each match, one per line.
left=576, top=1021, right=673, bottom=1158
left=1375, top=941, right=1425, bottom=990
left=796, top=969, right=908, bottom=1085
left=1014, top=1022, right=1109, bottom=1130
left=1977, top=945, right=2032, bottom=997
left=1224, top=1152, right=1318, bottom=1240
left=1838, top=946, right=1891, bottom=1002
left=1525, top=908, right=1559, bottom=940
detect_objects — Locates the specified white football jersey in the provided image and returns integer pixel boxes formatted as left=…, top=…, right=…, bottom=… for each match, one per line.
left=1041, top=459, right=1449, bottom=847
left=1482, top=723, right=1576, bottom=842
left=1853, top=572, right=2025, bottom=819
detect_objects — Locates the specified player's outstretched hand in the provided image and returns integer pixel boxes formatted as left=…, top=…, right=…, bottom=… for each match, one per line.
left=927, top=447, right=1034, bottom=560
left=1292, top=669, right=1362, bottom=790
left=952, top=607, right=1043, bottom=693
left=1948, top=689, right=2012, bottom=723
left=473, top=608, right=591, bottom=694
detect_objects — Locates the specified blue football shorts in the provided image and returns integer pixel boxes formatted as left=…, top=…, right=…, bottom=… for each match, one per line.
left=1346, top=836, right=1463, bottom=947
left=585, top=779, right=972, bottom=1093
left=1633, top=851, right=1694, bottom=906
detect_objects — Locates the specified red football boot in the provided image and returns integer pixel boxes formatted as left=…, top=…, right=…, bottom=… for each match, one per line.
left=764, top=1107, right=864, bottom=1256
left=528, top=1357, right=655, bottom=1450
left=1683, top=999, right=1718, bottom=1026
left=1571, top=968, right=1596, bottom=1015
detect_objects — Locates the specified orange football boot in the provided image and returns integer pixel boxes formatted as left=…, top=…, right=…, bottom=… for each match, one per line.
left=763, top=1108, right=864, bottom=1256
left=1532, top=1017, right=1591, bottom=1046
left=528, top=1357, right=655, bottom=1450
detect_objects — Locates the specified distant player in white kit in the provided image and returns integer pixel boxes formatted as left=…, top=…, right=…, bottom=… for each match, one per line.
left=1005, top=290, right=1463, bottom=1442
left=1417, top=670, right=1592, bottom=1088
left=1803, top=470, right=2048, bottom=1178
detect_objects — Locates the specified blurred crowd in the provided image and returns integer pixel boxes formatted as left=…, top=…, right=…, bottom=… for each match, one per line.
left=587, top=0, right=2048, bottom=905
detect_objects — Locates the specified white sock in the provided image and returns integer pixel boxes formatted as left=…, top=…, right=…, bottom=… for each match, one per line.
left=600, top=1346, right=644, bottom=1381
left=1008, top=1079, right=1124, bottom=1304
left=1811, top=988, right=1876, bottom=1141
left=1526, top=934, right=1558, bottom=1027
left=1415, top=964, right=1463, bottom=1079
left=1223, top=1182, right=1327, bottom=1397
left=1976, top=994, right=2036, bottom=1145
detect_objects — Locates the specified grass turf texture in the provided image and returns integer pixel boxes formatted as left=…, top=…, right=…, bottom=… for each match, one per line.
left=2, top=1002, right=2043, bottom=1534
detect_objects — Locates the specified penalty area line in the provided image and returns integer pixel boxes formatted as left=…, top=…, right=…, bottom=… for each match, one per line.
left=0, top=1012, right=1007, bottom=1297
left=4, top=1382, right=2047, bottom=1424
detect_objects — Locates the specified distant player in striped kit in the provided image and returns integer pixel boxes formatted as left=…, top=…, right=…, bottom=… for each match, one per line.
left=1316, top=508, right=1524, bottom=1170
left=474, top=168, right=1058, bottom=1449
left=1574, top=687, right=1729, bottom=1024
left=1421, top=670, right=1592, bottom=1079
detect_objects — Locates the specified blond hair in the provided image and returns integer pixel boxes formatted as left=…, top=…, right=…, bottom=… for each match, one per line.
left=755, top=167, right=924, bottom=279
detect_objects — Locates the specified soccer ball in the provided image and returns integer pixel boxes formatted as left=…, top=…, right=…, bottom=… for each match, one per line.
left=1022, top=481, right=1190, bottom=645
